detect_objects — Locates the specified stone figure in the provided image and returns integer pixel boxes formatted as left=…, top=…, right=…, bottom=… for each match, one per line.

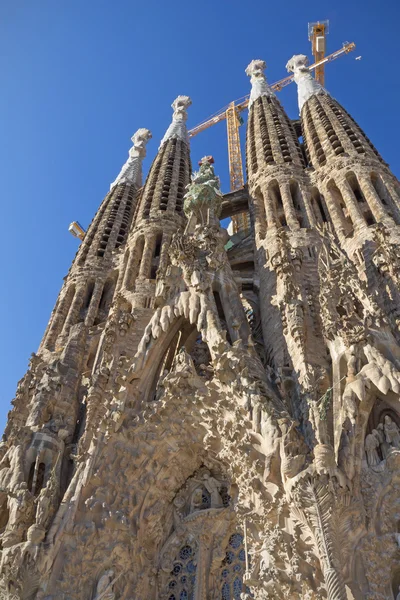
left=35, top=486, right=52, bottom=528
left=365, top=432, right=380, bottom=467
left=375, top=423, right=390, bottom=459
left=384, top=415, right=400, bottom=448
left=94, top=570, right=116, bottom=600
left=202, top=472, right=223, bottom=508
left=190, top=487, right=204, bottom=512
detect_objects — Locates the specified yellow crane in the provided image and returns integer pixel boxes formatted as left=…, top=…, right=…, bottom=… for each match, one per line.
left=308, top=20, right=329, bottom=86
left=188, top=41, right=355, bottom=233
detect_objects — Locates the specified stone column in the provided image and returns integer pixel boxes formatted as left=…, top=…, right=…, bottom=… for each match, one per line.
left=261, top=183, right=278, bottom=229
left=85, top=281, right=104, bottom=327
left=324, top=188, right=347, bottom=242
left=299, top=185, right=317, bottom=227
left=193, top=529, right=213, bottom=600
left=62, top=287, right=86, bottom=334
left=280, top=182, right=300, bottom=230
left=158, top=233, right=172, bottom=277
left=139, top=236, right=155, bottom=279
left=381, top=174, right=400, bottom=210
left=43, top=288, right=74, bottom=349
left=123, top=247, right=137, bottom=290
left=358, top=176, right=391, bottom=224
left=336, top=179, right=365, bottom=229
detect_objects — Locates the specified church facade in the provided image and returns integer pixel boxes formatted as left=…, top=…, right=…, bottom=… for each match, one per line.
left=1, top=54, right=400, bottom=599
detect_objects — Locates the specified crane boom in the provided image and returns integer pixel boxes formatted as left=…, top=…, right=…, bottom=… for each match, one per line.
left=188, top=42, right=355, bottom=139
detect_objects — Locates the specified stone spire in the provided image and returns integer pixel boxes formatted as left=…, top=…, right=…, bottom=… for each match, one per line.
left=110, top=128, right=152, bottom=190
left=159, top=95, right=192, bottom=148
left=245, top=59, right=275, bottom=108
left=286, top=54, right=326, bottom=112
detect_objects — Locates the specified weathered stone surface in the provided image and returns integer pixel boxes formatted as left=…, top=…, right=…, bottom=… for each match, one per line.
left=2, top=55, right=400, bottom=600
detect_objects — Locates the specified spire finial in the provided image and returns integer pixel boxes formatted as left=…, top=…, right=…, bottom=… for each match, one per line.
left=245, top=59, right=275, bottom=108
left=159, top=95, right=192, bottom=148
left=110, top=128, right=152, bottom=190
left=286, top=54, right=326, bottom=112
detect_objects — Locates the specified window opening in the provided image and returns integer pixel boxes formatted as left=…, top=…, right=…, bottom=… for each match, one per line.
left=219, top=533, right=252, bottom=600
left=35, top=462, right=46, bottom=496
left=163, top=543, right=197, bottom=600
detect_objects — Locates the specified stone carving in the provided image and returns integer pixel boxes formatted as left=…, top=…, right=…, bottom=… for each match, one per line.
left=202, top=471, right=223, bottom=508
left=245, top=59, right=275, bottom=107
left=286, top=54, right=326, bottom=111
left=110, top=128, right=152, bottom=190
left=384, top=415, right=400, bottom=449
left=159, top=95, right=192, bottom=147
left=365, top=431, right=380, bottom=467
left=183, top=155, right=223, bottom=223
left=3, top=49, right=400, bottom=600
left=364, top=414, right=400, bottom=469
left=93, top=570, right=116, bottom=600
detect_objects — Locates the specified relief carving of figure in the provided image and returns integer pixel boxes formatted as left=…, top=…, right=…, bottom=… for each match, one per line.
left=384, top=415, right=400, bottom=449
left=202, top=471, right=223, bottom=508
left=376, top=422, right=390, bottom=459
left=94, top=569, right=116, bottom=600
left=365, top=432, right=380, bottom=467
left=190, top=487, right=204, bottom=512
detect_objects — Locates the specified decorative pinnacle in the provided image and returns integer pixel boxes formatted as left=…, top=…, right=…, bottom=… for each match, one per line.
left=110, top=128, right=152, bottom=190
left=286, top=54, right=326, bottom=112
left=160, top=95, right=192, bottom=148
left=245, top=59, right=275, bottom=108
left=198, top=155, right=214, bottom=166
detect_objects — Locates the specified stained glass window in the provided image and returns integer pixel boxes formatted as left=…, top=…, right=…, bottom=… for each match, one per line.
left=163, top=543, right=197, bottom=600
left=218, top=533, right=253, bottom=600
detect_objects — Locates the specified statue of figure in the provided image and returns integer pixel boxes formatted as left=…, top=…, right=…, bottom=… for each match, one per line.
left=94, top=569, right=116, bottom=600
left=202, top=472, right=223, bottom=508
left=35, top=486, right=52, bottom=528
left=365, top=432, right=380, bottom=467
left=375, top=423, right=390, bottom=459
left=190, top=487, right=204, bottom=512
left=384, top=415, right=400, bottom=449
left=174, top=348, right=196, bottom=374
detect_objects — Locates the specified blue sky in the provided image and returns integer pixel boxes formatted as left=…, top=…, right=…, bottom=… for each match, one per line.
left=0, top=0, right=399, bottom=433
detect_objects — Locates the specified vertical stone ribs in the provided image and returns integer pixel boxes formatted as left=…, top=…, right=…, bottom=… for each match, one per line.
left=96, top=184, right=136, bottom=257
left=302, top=103, right=326, bottom=167
left=304, top=94, right=384, bottom=165
left=138, top=138, right=191, bottom=221
left=249, top=96, right=304, bottom=174
left=246, top=108, right=258, bottom=177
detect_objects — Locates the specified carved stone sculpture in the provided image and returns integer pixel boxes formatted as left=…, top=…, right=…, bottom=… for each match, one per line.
left=384, top=415, right=400, bottom=449
left=365, top=432, right=380, bottom=467
left=94, top=570, right=116, bottom=600
left=3, top=46, right=400, bottom=600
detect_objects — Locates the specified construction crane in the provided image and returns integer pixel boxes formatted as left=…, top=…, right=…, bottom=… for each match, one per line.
left=308, top=20, right=329, bottom=86
left=188, top=41, right=356, bottom=232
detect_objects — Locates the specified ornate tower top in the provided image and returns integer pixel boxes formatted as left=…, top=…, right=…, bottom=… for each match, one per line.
left=110, top=128, right=152, bottom=190
left=159, top=95, right=192, bottom=148
left=286, top=54, right=326, bottom=112
left=245, top=59, right=275, bottom=108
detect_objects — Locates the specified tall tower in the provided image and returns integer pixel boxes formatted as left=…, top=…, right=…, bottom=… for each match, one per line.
left=2, top=50, right=400, bottom=600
